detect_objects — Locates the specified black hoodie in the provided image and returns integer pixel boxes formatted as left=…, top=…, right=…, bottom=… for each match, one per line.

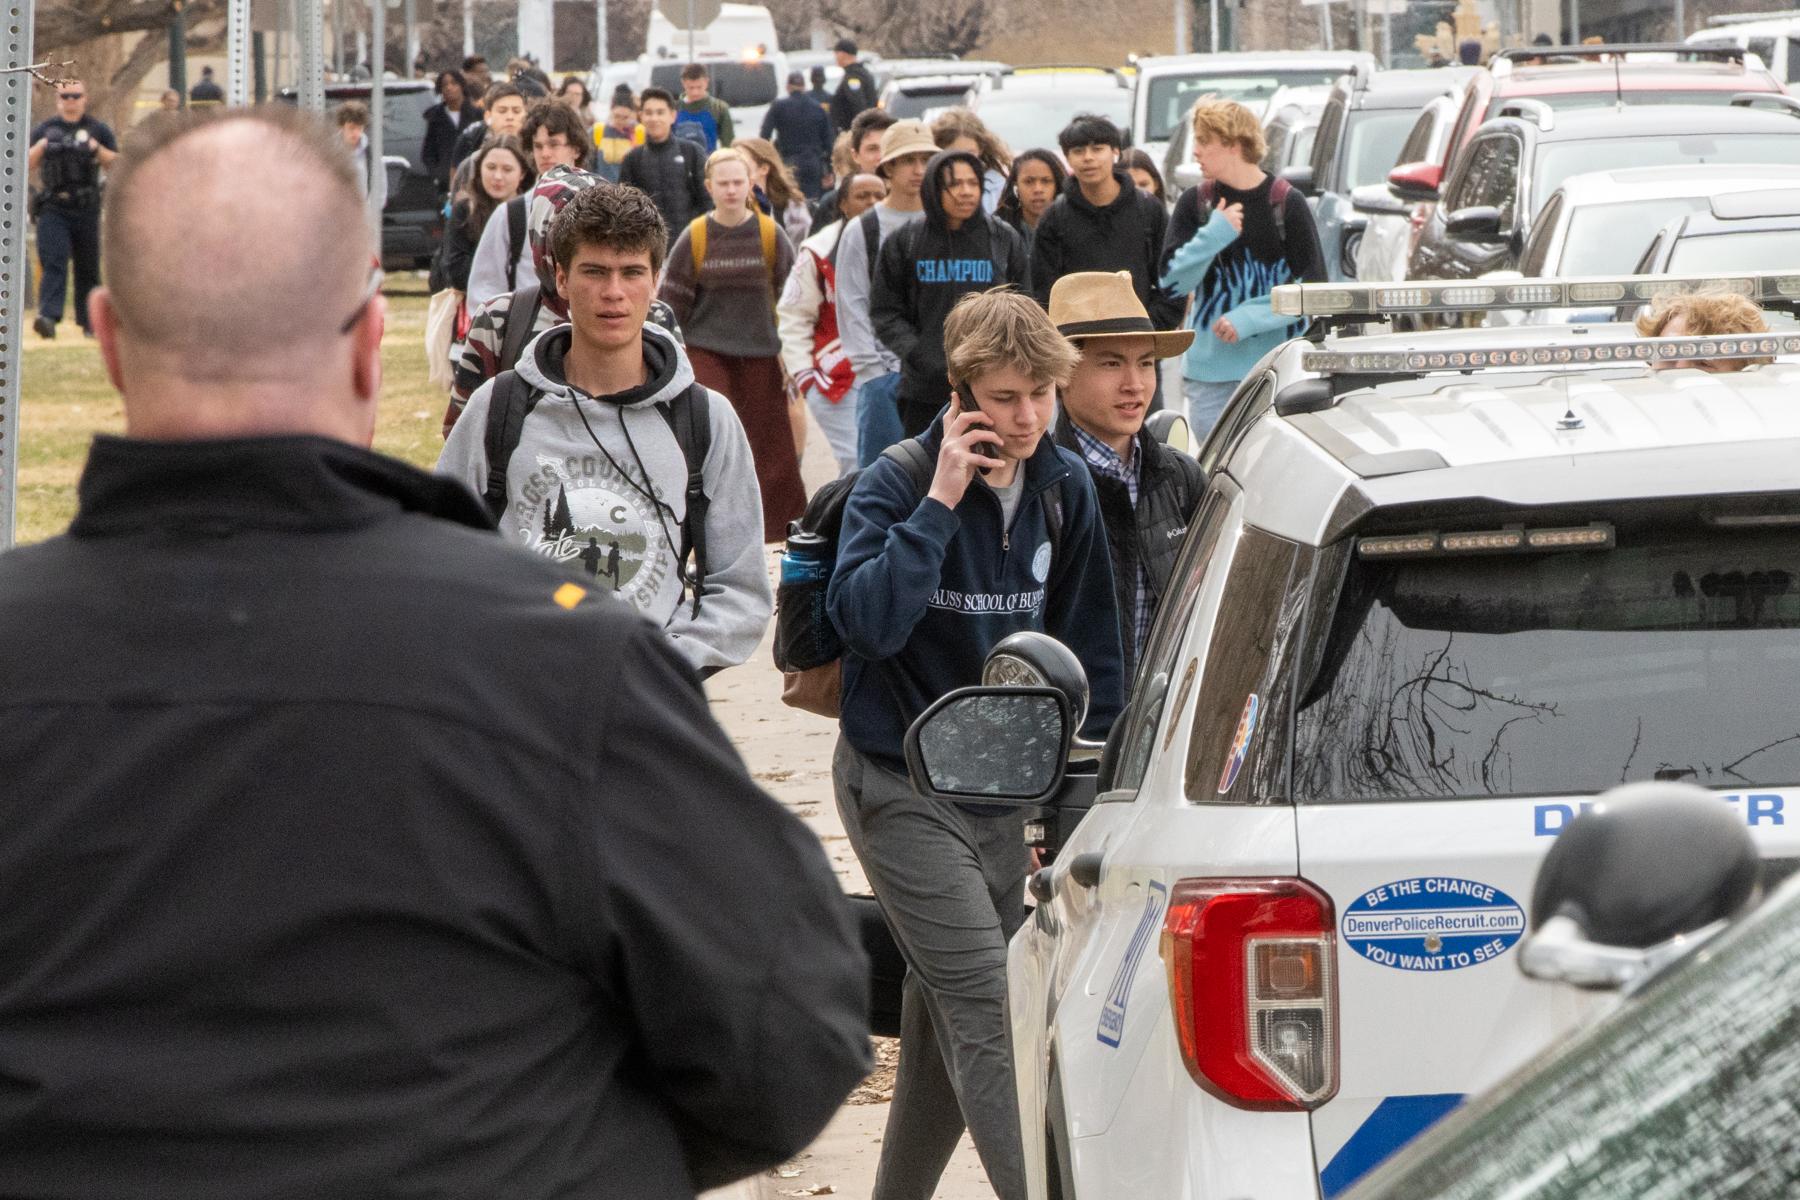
left=871, top=149, right=1031, bottom=435
left=1030, top=166, right=1183, bottom=330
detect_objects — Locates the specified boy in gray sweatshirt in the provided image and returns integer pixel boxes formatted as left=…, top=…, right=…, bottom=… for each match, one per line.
left=438, top=185, right=772, bottom=675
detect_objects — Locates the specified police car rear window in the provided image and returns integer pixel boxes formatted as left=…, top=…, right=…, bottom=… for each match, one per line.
left=1292, top=525, right=1800, bottom=802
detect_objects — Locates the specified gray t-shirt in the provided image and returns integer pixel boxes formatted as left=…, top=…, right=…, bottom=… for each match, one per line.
left=989, top=469, right=1025, bottom=532
left=837, top=204, right=926, bottom=385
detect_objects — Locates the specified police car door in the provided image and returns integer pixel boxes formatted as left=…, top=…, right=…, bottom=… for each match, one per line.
left=1290, top=515, right=1800, bottom=1197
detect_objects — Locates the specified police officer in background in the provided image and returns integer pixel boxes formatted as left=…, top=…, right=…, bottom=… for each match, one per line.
left=29, top=79, right=118, bottom=339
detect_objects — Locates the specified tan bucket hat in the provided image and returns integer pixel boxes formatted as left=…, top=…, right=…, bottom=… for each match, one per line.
left=1048, top=271, right=1195, bottom=359
left=878, top=118, right=939, bottom=167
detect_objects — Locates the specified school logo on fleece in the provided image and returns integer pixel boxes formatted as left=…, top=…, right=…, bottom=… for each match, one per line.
left=512, top=453, right=672, bottom=611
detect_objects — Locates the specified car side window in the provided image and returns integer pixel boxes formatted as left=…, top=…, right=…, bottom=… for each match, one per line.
left=1396, top=106, right=1436, bottom=167
left=1518, top=190, right=1562, bottom=275
left=1788, top=38, right=1800, bottom=83
left=1311, top=98, right=1345, bottom=186
left=1475, top=136, right=1521, bottom=226
left=1185, top=527, right=1307, bottom=805
left=1444, top=137, right=1498, bottom=212
left=1110, top=487, right=1234, bottom=795
left=1749, top=36, right=1779, bottom=71
left=1197, top=374, right=1275, bottom=478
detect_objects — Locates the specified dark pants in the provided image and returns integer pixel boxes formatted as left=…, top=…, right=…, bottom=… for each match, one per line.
left=788, top=153, right=825, bottom=200
left=686, top=345, right=807, bottom=543
left=37, top=204, right=102, bottom=330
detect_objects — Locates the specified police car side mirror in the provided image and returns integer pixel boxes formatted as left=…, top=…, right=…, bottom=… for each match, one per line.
left=1519, top=782, right=1761, bottom=991
left=904, top=687, right=1072, bottom=806
left=1172, top=161, right=1202, bottom=193
left=1446, top=205, right=1504, bottom=243
left=1350, top=182, right=1406, bottom=216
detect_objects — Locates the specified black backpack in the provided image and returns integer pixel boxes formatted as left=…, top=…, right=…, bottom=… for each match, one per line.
left=773, top=440, right=1065, bottom=712
left=481, top=371, right=715, bottom=619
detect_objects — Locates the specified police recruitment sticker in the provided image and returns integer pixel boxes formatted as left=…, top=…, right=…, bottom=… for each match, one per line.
left=1340, top=877, right=1526, bottom=972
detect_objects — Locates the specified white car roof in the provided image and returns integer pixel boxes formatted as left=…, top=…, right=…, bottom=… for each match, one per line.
left=1552, top=163, right=1800, bottom=206
left=1134, top=50, right=1371, bottom=77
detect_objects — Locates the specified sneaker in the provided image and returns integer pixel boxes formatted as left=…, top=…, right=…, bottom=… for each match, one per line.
left=32, top=316, right=54, bottom=340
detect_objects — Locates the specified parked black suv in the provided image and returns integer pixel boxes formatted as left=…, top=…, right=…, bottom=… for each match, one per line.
left=278, top=80, right=442, bottom=271
left=1406, top=98, right=1800, bottom=286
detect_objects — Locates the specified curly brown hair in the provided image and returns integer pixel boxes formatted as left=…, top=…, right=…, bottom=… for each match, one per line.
left=521, top=98, right=593, bottom=169
left=550, top=182, right=670, bottom=274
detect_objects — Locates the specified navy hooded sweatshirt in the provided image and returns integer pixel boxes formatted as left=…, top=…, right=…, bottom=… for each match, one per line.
left=828, top=415, right=1126, bottom=771
left=872, top=150, right=1031, bottom=436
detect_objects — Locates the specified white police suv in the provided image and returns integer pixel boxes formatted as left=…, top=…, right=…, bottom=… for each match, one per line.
left=915, top=273, right=1800, bottom=1200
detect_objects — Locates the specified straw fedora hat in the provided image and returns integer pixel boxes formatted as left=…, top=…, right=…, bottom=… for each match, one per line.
left=1048, top=271, right=1194, bottom=358
left=878, top=119, right=938, bottom=167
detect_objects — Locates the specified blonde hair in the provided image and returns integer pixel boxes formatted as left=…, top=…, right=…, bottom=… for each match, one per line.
left=703, top=147, right=751, bottom=180
left=945, top=290, right=1080, bottom=389
left=831, top=130, right=855, bottom=179
left=930, top=107, right=1012, bottom=175
left=1190, top=98, right=1266, bottom=165
left=733, top=136, right=804, bottom=209
left=1635, top=291, right=1773, bottom=370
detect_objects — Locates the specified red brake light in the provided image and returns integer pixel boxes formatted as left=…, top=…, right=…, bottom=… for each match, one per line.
left=1160, top=878, right=1339, bottom=1111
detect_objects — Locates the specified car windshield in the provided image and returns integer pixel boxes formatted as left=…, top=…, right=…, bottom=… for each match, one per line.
left=1145, top=69, right=1347, bottom=141
left=1293, top=522, right=1800, bottom=802
left=1343, top=109, right=1419, bottom=189
left=976, top=88, right=1131, bottom=153
left=1349, top=878, right=1800, bottom=1199
left=649, top=61, right=776, bottom=107
left=1535, top=134, right=1800, bottom=210
left=1558, top=197, right=1711, bottom=275
left=1669, top=227, right=1800, bottom=272
left=889, top=84, right=974, bottom=119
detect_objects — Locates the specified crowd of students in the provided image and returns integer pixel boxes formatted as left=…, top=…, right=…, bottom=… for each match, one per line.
left=418, top=75, right=1335, bottom=1200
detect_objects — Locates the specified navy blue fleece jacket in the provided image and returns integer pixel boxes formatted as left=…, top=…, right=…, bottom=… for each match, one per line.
left=827, top=417, right=1125, bottom=769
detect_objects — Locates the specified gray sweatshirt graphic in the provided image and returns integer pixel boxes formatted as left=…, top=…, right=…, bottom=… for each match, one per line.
left=437, top=322, right=773, bottom=674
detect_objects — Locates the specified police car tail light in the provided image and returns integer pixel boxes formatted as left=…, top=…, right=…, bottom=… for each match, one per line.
left=1160, top=878, right=1338, bottom=1111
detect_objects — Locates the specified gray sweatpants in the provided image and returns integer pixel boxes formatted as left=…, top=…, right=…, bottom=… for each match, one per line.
left=832, top=737, right=1029, bottom=1200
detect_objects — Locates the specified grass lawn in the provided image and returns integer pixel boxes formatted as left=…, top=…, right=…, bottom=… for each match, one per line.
left=16, top=273, right=448, bottom=545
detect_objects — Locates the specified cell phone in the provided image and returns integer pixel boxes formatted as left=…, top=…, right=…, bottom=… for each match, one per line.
left=954, top=385, right=1003, bottom=476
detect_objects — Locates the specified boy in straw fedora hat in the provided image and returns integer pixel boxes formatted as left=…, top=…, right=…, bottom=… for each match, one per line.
left=1049, top=270, right=1203, bottom=679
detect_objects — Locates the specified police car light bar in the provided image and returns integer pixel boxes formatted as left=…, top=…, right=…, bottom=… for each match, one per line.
left=1300, top=332, right=1800, bottom=376
left=1270, top=272, right=1800, bottom=319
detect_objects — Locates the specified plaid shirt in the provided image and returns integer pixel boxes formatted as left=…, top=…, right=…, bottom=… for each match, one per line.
left=1071, top=424, right=1151, bottom=659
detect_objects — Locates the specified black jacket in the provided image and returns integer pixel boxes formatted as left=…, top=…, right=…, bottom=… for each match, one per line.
left=1053, top=420, right=1203, bottom=681
left=0, top=436, right=870, bottom=1200
left=449, top=118, right=491, bottom=176
left=430, top=196, right=482, bottom=293
left=620, top=135, right=711, bottom=233
left=872, top=150, right=1030, bottom=434
left=1030, top=168, right=1183, bottom=330
left=760, top=92, right=834, bottom=170
left=830, top=61, right=879, bottom=132
left=423, top=99, right=482, bottom=186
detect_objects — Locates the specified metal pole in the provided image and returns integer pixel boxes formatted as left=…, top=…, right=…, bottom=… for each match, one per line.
left=370, top=0, right=387, bottom=241
left=1320, top=0, right=1334, bottom=50
left=1209, top=0, right=1220, bottom=51
left=254, top=30, right=268, bottom=102
left=298, top=0, right=326, bottom=110
left=1382, top=0, right=1392, bottom=65
left=598, top=0, right=609, bottom=72
left=688, top=0, right=697, bottom=62
left=0, top=0, right=35, bottom=548
left=228, top=0, right=252, bottom=105
left=330, top=0, right=343, bottom=76
left=1673, top=0, right=1684, bottom=40
left=463, top=0, right=475, bottom=57
left=169, top=3, right=190, bottom=106
left=404, top=0, right=418, bottom=76
left=1569, top=0, right=1580, bottom=43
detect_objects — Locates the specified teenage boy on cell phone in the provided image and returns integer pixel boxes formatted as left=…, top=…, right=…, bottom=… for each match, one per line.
left=827, top=290, right=1123, bottom=1200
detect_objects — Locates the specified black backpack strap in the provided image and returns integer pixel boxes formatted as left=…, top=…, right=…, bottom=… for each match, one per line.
left=1269, top=176, right=1291, bottom=243
left=1043, top=476, right=1065, bottom=568
left=881, top=437, right=934, bottom=495
left=862, top=207, right=883, bottom=283
left=481, top=369, right=542, bottom=525
left=657, top=381, right=714, bottom=620
left=505, top=195, right=528, bottom=291
left=498, top=282, right=543, bottom=375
